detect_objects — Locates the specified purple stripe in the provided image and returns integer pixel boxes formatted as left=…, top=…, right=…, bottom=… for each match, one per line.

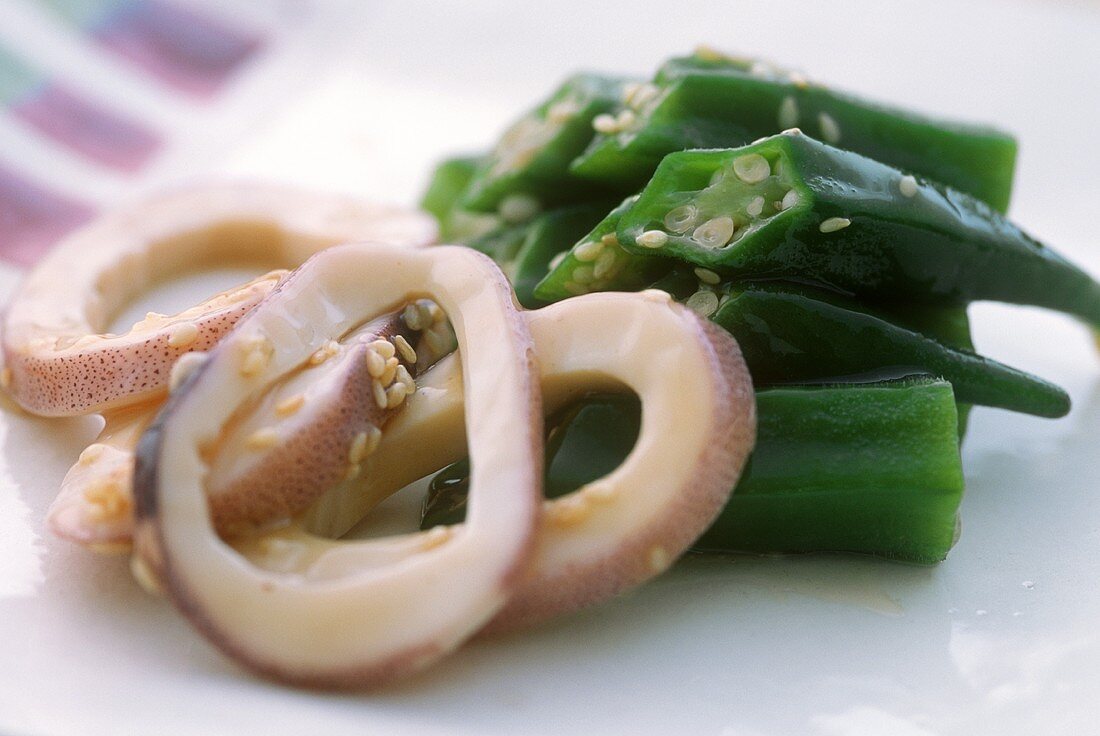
left=12, top=83, right=160, bottom=173
left=0, top=166, right=95, bottom=266
left=92, top=0, right=264, bottom=99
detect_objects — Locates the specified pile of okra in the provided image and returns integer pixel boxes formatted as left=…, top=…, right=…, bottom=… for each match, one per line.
left=418, top=49, right=1100, bottom=564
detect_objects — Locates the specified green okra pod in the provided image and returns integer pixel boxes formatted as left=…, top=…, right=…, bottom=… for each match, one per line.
left=422, top=377, right=965, bottom=565
left=616, top=132, right=1100, bottom=325
left=510, top=203, right=612, bottom=308
left=571, top=51, right=1016, bottom=211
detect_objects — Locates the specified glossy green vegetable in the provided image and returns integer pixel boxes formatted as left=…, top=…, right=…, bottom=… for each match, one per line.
left=462, top=73, right=630, bottom=213
left=422, top=377, right=964, bottom=564
left=616, top=133, right=1100, bottom=326
left=711, top=284, right=1068, bottom=417
left=571, top=51, right=1016, bottom=211
left=534, top=195, right=670, bottom=301
left=418, top=155, right=498, bottom=242
left=510, top=204, right=611, bottom=308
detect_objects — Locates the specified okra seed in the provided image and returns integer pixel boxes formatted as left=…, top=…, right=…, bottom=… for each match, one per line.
left=563, top=281, right=587, bottom=296
left=781, top=189, right=800, bottom=210
left=686, top=290, right=720, bottom=317
left=746, top=196, right=765, bottom=218
left=819, top=217, right=852, bottom=233
left=573, top=265, right=596, bottom=285
left=664, top=204, right=699, bottom=233
left=499, top=194, right=541, bottom=223
left=692, top=216, right=736, bottom=248
left=601, top=233, right=619, bottom=246
left=899, top=174, right=918, bottom=198
left=592, top=113, right=619, bottom=134
left=778, top=96, right=799, bottom=129
left=573, top=240, right=604, bottom=262
left=818, top=112, right=842, bottom=144
left=694, top=267, right=721, bottom=285
left=636, top=230, right=669, bottom=249
left=733, top=154, right=771, bottom=183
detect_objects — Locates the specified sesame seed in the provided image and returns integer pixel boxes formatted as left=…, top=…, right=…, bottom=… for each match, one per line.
left=393, top=334, right=417, bottom=364
left=899, top=174, right=918, bottom=197
left=245, top=427, right=279, bottom=450
left=547, top=494, right=589, bottom=527
left=694, top=267, right=721, bottom=285
left=819, top=217, right=851, bottom=233
left=0, top=367, right=10, bottom=389
left=420, top=525, right=453, bottom=551
left=365, top=425, right=382, bottom=455
left=781, top=189, right=800, bottom=211
left=546, top=99, right=579, bottom=123
left=348, top=431, right=370, bottom=465
left=621, top=81, right=641, bottom=103
left=663, top=204, right=699, bottom=233
left=686, top=290, right=720, bottom=317
left=385, top=382, right=409, bottom=409
left=778, top=96, right=799, bottom=129
left=344, top=464, right=361, bottom=482
left=365, top=348, right=386, bottom=378
left=592, top=113, right=619, bottom=134
left=615, top=109, right=636, bottom=129
left=593, top=249, right=618, bottom=279
left=170, top=352, right=208, bottom=392
left=636, top=230, right=669, bottom=249
left=746, top=195, right=765, bottom=218
left=238, top=336, right=272, bottom=377
left=380, top=356, right=399, bottom=386
left=78, top=443, right=105, bottom=465
left=573, top=239, right=604, bottom=262
left=395, top=365, right=415, bottom=392
left=372, top=380, right=388, bottom=409
left=499, top=194, right=540, bottom=224
left=308, top=340, right=339, bottom=366
left=370, top=339, right=396, bottom=359
left=692, top=216, right=736, bottom=248
left=648, top=546, right=671, bottom=573
left=403, top=303, right=422, bottom=331
left=733, top=153, right=771, bottom=183
left=83, top=480, right=129, bottom=521
left=166, top=322, right=199, bottom=348
left=788, top=71, right=810, bottom=89
left=573, top=265, right=596, bottom=285
left=275, top=394, right=305, bottom=417
left=627, top=82, right=660, bottom=109
left=818, top=112, right=841, bottom=144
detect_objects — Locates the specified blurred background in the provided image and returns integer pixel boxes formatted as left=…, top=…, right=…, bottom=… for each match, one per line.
left=1, top=0, right=1098, bottom=273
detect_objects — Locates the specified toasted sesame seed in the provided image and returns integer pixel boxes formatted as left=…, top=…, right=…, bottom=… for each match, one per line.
left=899, top=174, right=918, bottom=197
left=130, top=556, right=162, bottom=595
left=621, top=81, right=641, bottom=103
left=547, top=494, right=589, bottom=527
left=573, top=265, right=596, bottom=285
left=593, top=249, right=618, bottom=279
left=78, top=443, right=105, bottom=465
left=393, top=334, right=417, bottom=364
left=498, top=194, right=541, bottom=223
left=692, top=216, right=736, bottom=248
left=818, top=112, right=841, bottom=144
left=365, top=425, right=382, bottom=456
left=781, top=189, right=800, bottom=211
left=819, top=217, right=852, bottom=233
left=627, top=82, right=660, bottom=109
left=385, top=382, right=409, bottom=409
left=746, top=195, right=765, bottom=218
left=648, top=546, right=671, bottom=573
left=308, top=340, right=339, bottom=366
left=664, top=204, right=700, bottom=233
left=380, top=356, right=399, bottom=386
left=166, top=322, right=200, bottom=348
left=641, top=288, right=672, bottom=304
left=275, top=394, right=305, bottom=417
left=395, top=365, right=415, bottom=392
left=548, top=251, right=568, bottom=271
left=615, top=109, right=636, bottom=129
left=694, top=267, right=721, bottom=285
left=636, top=230, right=669, bottom=249
left=245, top=427, right=279, bottom=450
left=238, top=336, right=272, bottom=377
left=733, top=153, right=771, bottom=183
left=573, top=239, right=604, bottom=262
left=592, top=113, right=619, bottom=134
left=372, top=380, right=388, bottom=409
left=403, top=303, right=422, bottom=330
left=170, top=352, right=208, bottom=392
left=686, top=290, right=720, bottom=317
left=370, top=339, right=396, bottom=359
left=348, top=431, right=370, bottom=465
left=778, top=96, right=799, bottom=129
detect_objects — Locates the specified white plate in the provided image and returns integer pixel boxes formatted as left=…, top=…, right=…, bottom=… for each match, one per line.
left=2, top=1, right=1099, bottom=734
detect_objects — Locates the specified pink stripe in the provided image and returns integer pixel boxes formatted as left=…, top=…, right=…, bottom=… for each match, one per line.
left=12, top=84, right=160, bottom=173
left=93, top=1, right=264, bottom=99
left=0, top=167, right=95, bottom=266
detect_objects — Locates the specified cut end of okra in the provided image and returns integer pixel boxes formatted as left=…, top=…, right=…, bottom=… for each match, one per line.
left=461, top=74, right=629, bottom=213
left=618, top=133, right=809, bottom=268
